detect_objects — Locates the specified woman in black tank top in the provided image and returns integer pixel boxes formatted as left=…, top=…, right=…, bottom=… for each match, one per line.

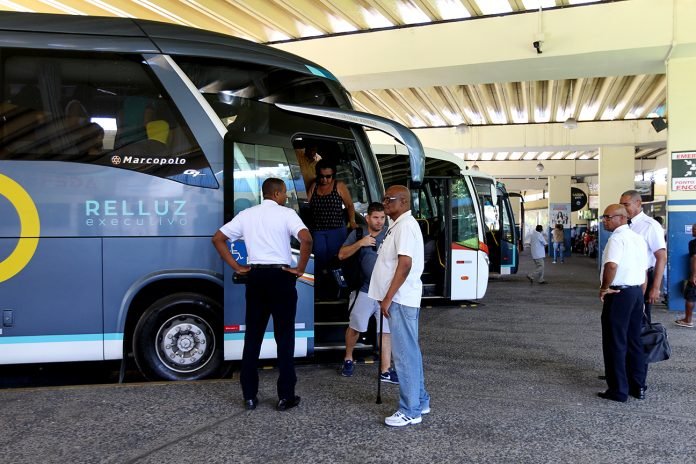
left=307, top=159, right=356, bottom=294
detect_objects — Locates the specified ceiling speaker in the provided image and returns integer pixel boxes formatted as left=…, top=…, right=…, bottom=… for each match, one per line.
left=651, top=117, right=667, bottom=133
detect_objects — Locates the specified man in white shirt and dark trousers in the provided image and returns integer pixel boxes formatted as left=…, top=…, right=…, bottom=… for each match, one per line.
left=527, top=225, right=548, bottom=285
left=619, top=190, right=667, bottom=324
left=597, top=204, right=648, bottom=403
left=369, top=185, right=430, bottom=427
left=212, top=178, right=312, bottom=412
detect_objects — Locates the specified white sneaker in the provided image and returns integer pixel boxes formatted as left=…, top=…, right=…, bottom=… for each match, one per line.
left=421, top=406, right=431, bottom=415
left=385, top=411, right=422, bottom=427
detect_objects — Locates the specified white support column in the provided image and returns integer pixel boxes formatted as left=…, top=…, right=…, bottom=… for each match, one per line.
left=598, top=146, right=635, bottom=264
left=548, top=175, right=571, bottom=260
left=666, top=54, right=696, bottom=310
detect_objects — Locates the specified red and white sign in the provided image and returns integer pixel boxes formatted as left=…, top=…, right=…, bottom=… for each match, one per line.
left=673, top=151, right=696, bottom=160
left=672, top=178, right=696, bottom=191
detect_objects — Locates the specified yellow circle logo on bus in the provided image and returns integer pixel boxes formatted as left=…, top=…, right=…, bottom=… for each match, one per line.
left=0, top=173, right=40, bottom=283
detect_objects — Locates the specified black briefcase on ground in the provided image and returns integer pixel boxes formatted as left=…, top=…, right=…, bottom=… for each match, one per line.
left=641, top=322, right=671, bottom=363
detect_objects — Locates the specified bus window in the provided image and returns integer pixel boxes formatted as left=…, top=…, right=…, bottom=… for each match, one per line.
left=0, top=50, right=216, bottom=188
left=500, top=193, right=514, bottom=243
left=472, top=178, right=499, bottom=233
left=232, top=142, right=299, bottom=214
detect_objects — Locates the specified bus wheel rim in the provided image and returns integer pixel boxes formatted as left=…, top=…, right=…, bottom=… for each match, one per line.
left=154, top=314, right=214, bottom=373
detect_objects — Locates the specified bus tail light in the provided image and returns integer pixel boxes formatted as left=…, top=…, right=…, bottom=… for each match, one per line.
left=479, top=241, right=489, bottom=254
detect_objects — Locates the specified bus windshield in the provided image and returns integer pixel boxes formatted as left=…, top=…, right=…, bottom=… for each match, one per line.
left=173, top=57, right=344, bottom=127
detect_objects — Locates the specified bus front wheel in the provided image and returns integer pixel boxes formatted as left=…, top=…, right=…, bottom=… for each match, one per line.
left=133, top=292, right=223, bottom=381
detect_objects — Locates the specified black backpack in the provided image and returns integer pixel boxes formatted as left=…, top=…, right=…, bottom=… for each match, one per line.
left=330, top=227, right=364, bottom=298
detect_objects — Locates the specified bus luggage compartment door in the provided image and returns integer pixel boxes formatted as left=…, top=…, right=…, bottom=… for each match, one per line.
left=0, top=237, right=103, bottom=363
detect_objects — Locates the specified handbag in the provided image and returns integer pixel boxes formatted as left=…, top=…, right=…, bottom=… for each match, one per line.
left=641, top=321, right=671, bottom=363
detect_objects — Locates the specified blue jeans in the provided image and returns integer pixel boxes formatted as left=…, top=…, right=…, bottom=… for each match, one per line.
left=388, top=302, right=430, bottom=418
left=552, top=242, right=564, bottom=262
left=312, top=227, right=347, bottom=272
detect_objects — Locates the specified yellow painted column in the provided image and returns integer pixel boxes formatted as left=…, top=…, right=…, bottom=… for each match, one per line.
left=598, top=146, right=635, bottom=262
left=666, top=54, right=696, bottom=310
left=598, top=146, right=635, bottom=213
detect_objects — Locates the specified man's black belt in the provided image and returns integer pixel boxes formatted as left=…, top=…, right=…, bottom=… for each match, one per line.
left=609, top=285, right=641, bottom=290
left=249, top=264, right=287, bottom=269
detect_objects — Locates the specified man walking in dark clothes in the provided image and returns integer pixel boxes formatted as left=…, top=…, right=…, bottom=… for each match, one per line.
left=212, top=178, right=312, bottom=411
left=597, top=204, right=648, bottom=403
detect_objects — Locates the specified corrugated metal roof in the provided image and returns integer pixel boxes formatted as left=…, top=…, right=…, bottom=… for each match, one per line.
left=0, top=0, right=663, bottom=161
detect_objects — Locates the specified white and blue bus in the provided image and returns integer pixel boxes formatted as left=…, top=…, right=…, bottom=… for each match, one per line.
left=0, top=12, right=424, bottom=380
left=375, top=145, right=518, bottom=301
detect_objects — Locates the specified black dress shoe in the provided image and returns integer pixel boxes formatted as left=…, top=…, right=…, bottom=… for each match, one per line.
left=276, top=395, right=301, bottom=411
left=244, top=397, right=258, bottom=410
left=597, top=391, right=627, bottom=402
left=597, top=375, right=607, bottom=380
left=629, top=387, right=646, bottom=400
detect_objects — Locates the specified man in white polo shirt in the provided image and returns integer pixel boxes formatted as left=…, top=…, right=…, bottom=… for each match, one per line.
left=369, top=185, right=430, bottom=427
left=619, top=190, right=666, bottom=324
left=212, top=178, right=312, bottom=412
left=597, top=204, right=648, bottom=403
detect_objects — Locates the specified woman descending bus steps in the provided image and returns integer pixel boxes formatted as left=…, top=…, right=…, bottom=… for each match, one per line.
left=307, top=159, right=357, bottom=299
